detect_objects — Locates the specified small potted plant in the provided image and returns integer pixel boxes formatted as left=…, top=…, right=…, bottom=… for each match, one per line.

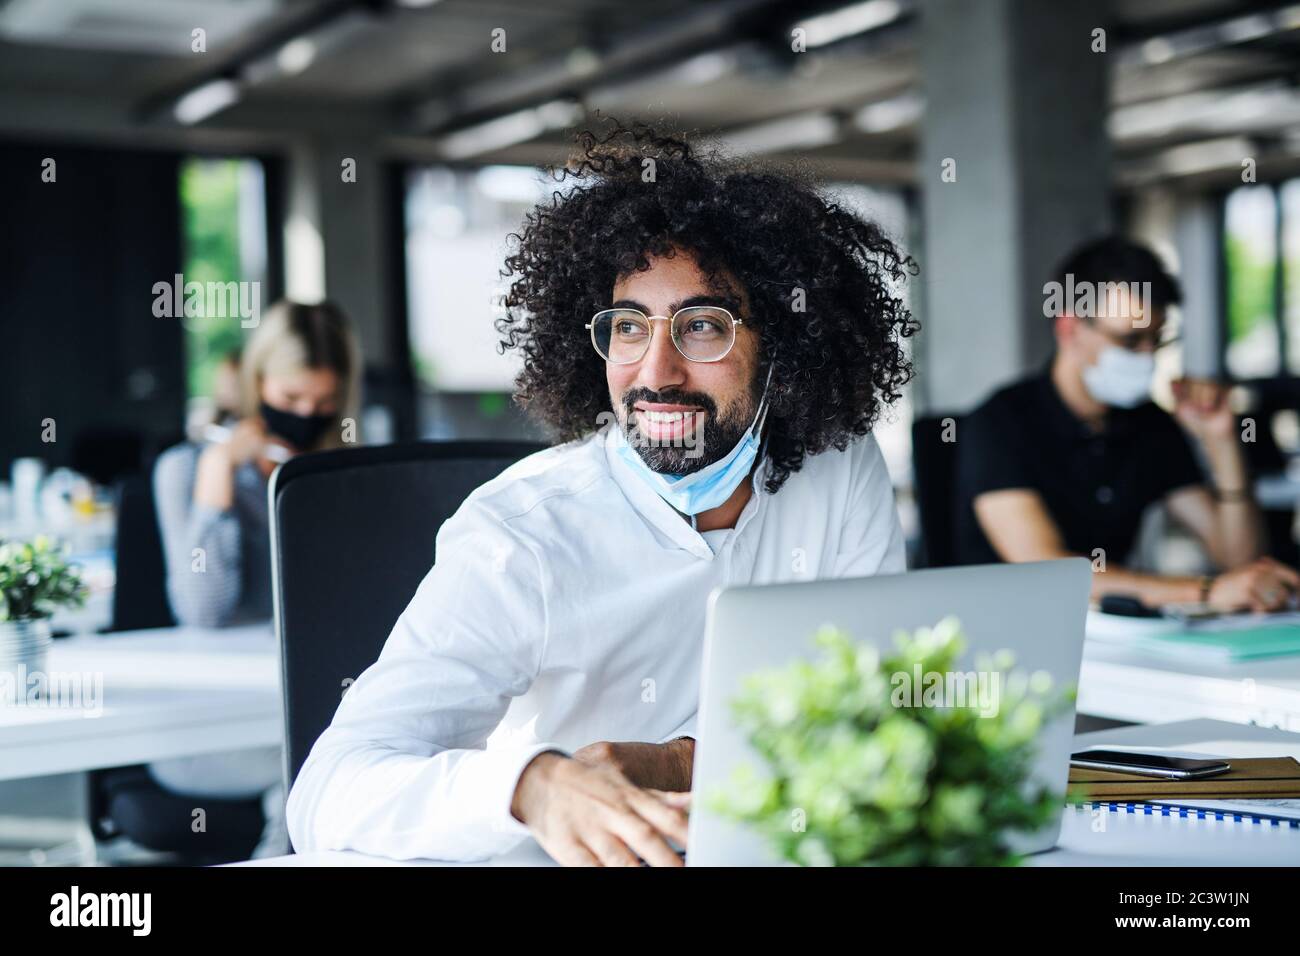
left=0, top=536, right=87, bottom=689
left=710, top=617, right=1073, bottom=866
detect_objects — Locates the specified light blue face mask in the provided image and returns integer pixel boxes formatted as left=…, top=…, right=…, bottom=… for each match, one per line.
left=613, top=363, right=774, bottom=517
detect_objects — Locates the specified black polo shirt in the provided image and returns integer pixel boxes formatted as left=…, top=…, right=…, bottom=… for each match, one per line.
left=954, top=367, right=1204, bottom=566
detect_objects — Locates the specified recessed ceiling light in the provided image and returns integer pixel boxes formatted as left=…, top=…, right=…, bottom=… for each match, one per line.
left=173, top=78, right=240, bottom=125
left=276, top=38, right=316, bottom=75
left=793, top=0, right=903, bottom=49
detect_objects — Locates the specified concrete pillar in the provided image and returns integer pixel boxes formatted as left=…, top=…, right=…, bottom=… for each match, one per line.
left=279, top=138, right=397, bottom=361
left=1173, top=196, right=1223, bottom=379
left=279, top=137, right=409, bottom=440
left=282, top=140, right=326, bottom=305
left=315, top=140, right=396, bottom=366
left=917, top=0, right=1112, bottom=414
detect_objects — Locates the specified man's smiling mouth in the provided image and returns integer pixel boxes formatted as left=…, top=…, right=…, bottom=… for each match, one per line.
left=634, top=402, right=705, bottom=441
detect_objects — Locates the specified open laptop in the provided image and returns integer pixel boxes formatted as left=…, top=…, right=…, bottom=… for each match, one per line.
left=686, top=559, right=1092, bottom=866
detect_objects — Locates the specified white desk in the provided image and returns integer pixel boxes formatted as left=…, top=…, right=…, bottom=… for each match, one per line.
left=1036, top=719, right=1300, bottom=866
left=1079, top=616, right=1300, bottom=730
left=237, top=719, right=1300, bottom=867
left=0, top=624, right=280, bottom=782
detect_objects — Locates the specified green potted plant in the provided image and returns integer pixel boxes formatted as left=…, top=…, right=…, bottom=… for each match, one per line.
left=0, top=536, right=87, bottom=690
left=709, top=617, right=1073, bottom=866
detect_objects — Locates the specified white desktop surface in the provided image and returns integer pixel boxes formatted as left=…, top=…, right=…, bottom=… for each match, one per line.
left=237, top=719, right=1300, bottom=867
left=0, top=624, right=280, bottom=781
left=1036, top=719, right=1300, bottom=866
left=1079, top=613, right=1300, bottom=730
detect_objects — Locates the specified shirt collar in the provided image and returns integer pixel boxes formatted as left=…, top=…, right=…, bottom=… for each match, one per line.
left=1035, top=362, right=1145, bottom=440
left=600, top=424, right=766, bottom=560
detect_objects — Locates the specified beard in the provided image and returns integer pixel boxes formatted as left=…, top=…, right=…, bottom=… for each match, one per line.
left=618, top=382, right=759, bottom=476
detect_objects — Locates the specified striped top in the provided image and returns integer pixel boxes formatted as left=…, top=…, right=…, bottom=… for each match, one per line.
left=153, top=442, right=272, bottom=628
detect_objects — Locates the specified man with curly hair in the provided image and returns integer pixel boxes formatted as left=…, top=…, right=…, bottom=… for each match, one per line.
left=288, top=123, right=918, bottom=866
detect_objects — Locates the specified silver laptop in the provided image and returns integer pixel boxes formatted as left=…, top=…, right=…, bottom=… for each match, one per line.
left=687, top=559, right=1092, bottom=866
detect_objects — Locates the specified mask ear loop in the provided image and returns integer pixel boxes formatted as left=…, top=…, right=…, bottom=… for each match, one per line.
left=686, top=356, right=777, bottom=533
left=752, top=356, right=777, bottom=474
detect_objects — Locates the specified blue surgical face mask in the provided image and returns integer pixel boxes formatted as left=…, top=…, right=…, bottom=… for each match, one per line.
left=613, top=363, right=774, bottom=517
left=1082, top=345, right=1155, bottom=409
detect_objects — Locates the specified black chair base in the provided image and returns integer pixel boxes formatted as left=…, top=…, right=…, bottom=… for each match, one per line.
left=89, top=766, right=265, bottom=866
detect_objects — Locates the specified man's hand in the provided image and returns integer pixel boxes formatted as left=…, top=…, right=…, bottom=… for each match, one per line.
left=1207, top=557, right=1300, bottom=612
left=571, top=739, right=694, bottom=792
left=1172, top=377, right=1236, bottom=446
left=510, top=752, right=690, bottom=866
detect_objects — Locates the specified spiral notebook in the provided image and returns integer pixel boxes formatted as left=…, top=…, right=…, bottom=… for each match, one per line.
left=1079, top=798, right=1300, bottom=828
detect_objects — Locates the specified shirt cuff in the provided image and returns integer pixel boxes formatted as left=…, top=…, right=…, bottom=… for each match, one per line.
left=658, top=712, right=697, bottom=745
left=491, top=742, right=571, bottom=839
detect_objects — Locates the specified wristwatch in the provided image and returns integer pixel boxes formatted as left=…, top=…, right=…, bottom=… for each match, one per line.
left=1214, top=486, right=1252, bottom=503
left=1199, top=574, right=1215, bottom=604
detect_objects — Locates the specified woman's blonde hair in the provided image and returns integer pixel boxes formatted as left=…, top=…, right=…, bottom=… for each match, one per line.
left=240, top=300, right=361, bottom=451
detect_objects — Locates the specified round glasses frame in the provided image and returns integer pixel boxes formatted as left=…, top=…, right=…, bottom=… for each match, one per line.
left=586, top=306, right=743, bottom=365
left=1079, top=315, right=1181, bottom=353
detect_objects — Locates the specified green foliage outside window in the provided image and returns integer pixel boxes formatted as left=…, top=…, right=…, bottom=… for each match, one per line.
left=1224, top=233, right=1277, bottom=346
left=179, top=158, right=252, bottom=399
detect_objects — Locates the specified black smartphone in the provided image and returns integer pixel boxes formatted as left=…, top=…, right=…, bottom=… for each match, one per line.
left=1098, top=594, right=1163, bottom=618
left=1069, top=749, right=1231, bottom=779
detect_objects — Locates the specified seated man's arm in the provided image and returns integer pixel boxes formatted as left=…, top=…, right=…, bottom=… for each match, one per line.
left=975, top=487, right=1203, bottom=606
left=571, top=738, right=695, bottom=791
left=1166, top=377, right=1266, bottom=569
left=973, top=488, right=1299, bottom=612
left=286, top=506, right=690, bottom=866
left=1163, top=483, right=1264, bottom=571
left=285, top=514, right=559, bottom=862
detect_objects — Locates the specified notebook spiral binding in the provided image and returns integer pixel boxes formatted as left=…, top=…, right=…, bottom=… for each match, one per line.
left=1075, top=801, right=1300, bottom=828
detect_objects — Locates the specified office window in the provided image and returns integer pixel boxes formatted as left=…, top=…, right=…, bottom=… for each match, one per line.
left=1284, top=180, right=1300, bottom=372
left=1223, top=184, right=1279, bottom=379
left=825, top=183, right=916, bottom=491
left=404, top=165, right=551, bottom=394
left=178, top=157, right=268, bottom=403
left=403, top=165, right=554, bottom=440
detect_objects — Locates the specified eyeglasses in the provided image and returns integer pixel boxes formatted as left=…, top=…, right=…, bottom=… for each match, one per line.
left=1080, top=317, right=1181, bottom=353
left=587, top=306, right=742, bottom=365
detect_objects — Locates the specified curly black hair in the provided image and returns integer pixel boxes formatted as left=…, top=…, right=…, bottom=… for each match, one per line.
left=497, top=120, right=918, bottom=494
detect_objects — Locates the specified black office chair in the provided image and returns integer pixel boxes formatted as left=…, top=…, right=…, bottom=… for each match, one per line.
left=72, top=426, right=145, bottom=489
left=269, top=440, right=547, bottom=812
left=911, top=415, right=962, bottom=569
left=87, top=766, right=266, bottom=865
left=91, top=457, right=266, bottom=865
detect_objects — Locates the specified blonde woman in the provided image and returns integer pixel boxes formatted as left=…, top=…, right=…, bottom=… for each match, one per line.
left=155, top=300, right=360, bottom=629
left=147, top=301, right=358, bottom=856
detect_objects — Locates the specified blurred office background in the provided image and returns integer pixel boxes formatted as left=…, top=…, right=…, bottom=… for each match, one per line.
left=2, top=0, right=1300, bottom=861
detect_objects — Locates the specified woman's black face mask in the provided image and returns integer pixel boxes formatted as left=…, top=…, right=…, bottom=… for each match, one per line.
left=259, top=401, right=333, bottom=450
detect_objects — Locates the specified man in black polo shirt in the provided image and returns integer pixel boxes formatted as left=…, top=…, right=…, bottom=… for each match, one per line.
left=955, top=236, right=1299, bottom=612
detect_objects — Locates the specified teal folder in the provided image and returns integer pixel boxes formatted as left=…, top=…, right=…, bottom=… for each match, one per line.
left=1128, top=625, right=1300, bottom=663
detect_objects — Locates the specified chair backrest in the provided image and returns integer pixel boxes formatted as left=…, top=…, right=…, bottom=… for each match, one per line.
left=910, top=415, right=962, bottom=569
left=110, top=473, right=176, bottom=632
left=270, top=440, right=547, bottom=793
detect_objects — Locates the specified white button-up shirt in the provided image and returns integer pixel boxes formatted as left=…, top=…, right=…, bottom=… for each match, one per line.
left=286, top=425, right=906, bottom=861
